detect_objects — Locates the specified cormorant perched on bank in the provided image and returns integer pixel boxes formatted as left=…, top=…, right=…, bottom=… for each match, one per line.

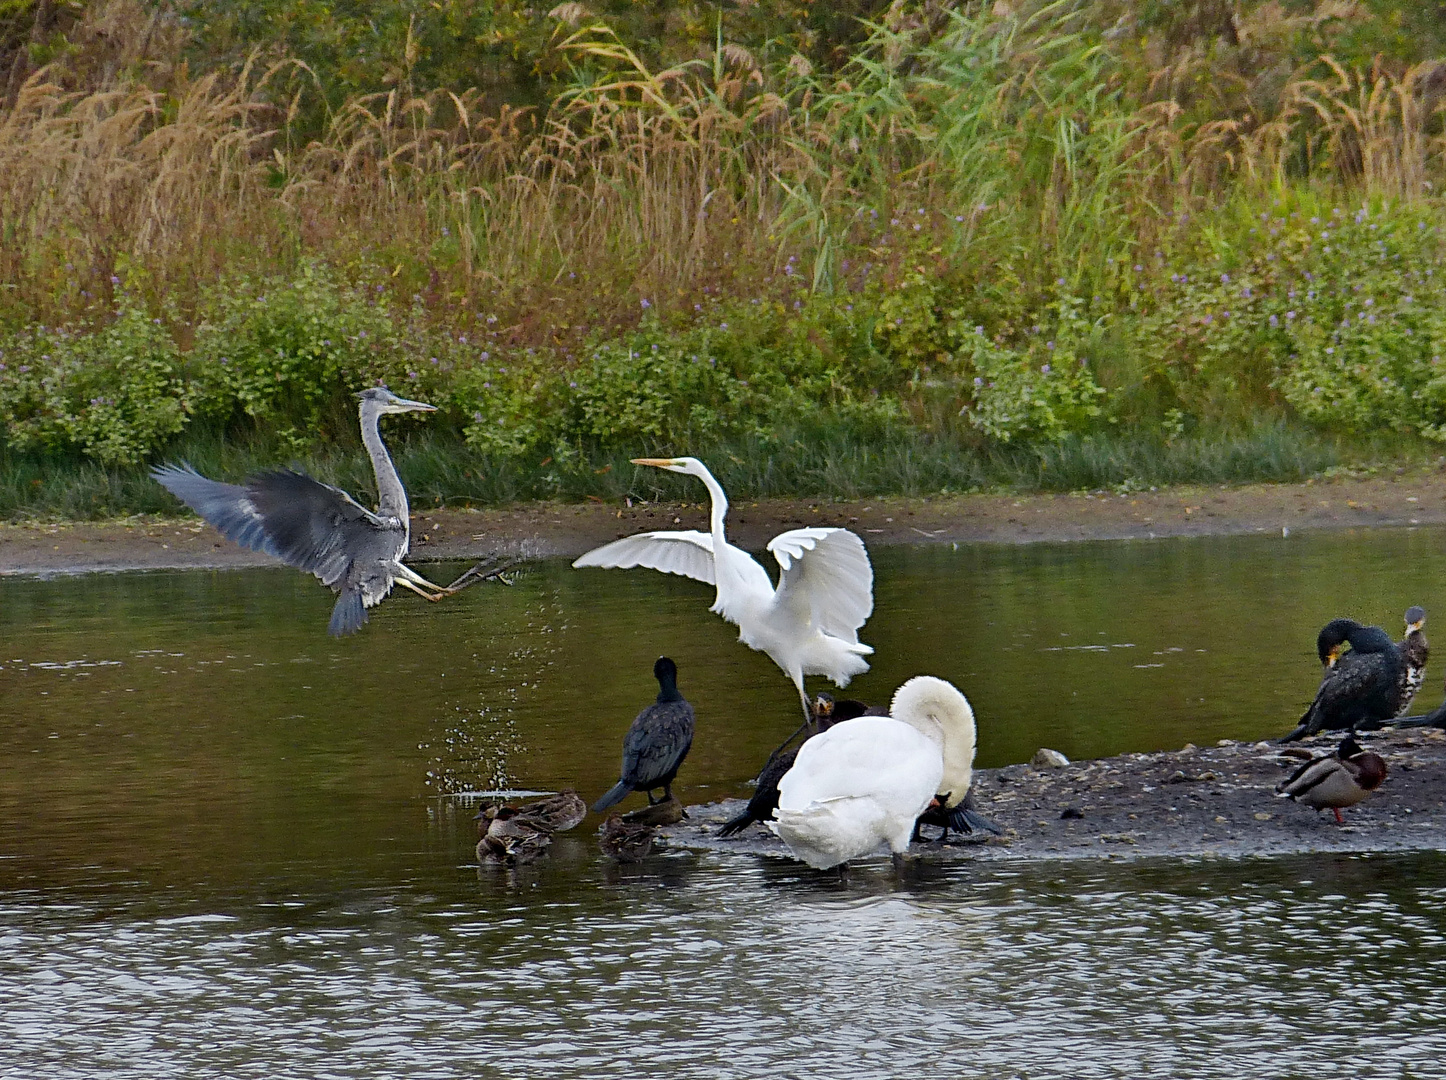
left=1275, top=735, right=1387, bottom=823
left=1395, top=606, right=1429, bottom=717
left=1278, top=619, right=1403, bottom=743
left=593, top=657, right=695, bottom=813
left=716, top=694, right=872, bottom=838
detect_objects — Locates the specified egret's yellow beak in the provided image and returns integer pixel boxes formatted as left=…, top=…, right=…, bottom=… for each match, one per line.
left=631, top=458, right=678, bottom=468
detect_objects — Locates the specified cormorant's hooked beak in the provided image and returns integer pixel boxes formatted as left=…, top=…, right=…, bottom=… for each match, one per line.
left=1409, top=619, right=1426, bottom=634
left=1327, top=643, right=1346, bottom=668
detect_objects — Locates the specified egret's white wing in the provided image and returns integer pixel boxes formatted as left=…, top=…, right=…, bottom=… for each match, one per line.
left=768, top=527, right=874, bottom=641
left=572, top=530, right=716, bottom=586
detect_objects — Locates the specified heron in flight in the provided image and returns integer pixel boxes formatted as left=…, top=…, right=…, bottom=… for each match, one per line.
left=573, top=456, right=875, bottom=722
left=152, top=386, right=502, bottom=636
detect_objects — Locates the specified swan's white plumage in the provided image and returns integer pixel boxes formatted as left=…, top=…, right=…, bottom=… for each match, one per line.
left=771, top=717, right=943, bottom=870
left=572, top=458, right=874, bottom=719
left=770, top=674, right=978, bottom=869
left=890, top=675, right=977, bottom=808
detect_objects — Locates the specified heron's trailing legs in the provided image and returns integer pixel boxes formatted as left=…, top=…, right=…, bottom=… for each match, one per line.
left=394, top=558, right=514, bottom=602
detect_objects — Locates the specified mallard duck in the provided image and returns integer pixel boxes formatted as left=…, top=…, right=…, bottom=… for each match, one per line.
left=771, top=676, right=975, bottom=870
left=1396, top=606, right=1428, bottom=717
left=476, top=806, right=553, bottom=865
left=514, top=789, right=587, bottom=833
left=592, top=657, right=696, bottom=813
left=1275, top=735, right=1387, bottom=823
left=1279, top=619, right=1403, bottom=742
left=598, top=814, right=657, bottom=862
left=716, top=694, right=872, bottom=838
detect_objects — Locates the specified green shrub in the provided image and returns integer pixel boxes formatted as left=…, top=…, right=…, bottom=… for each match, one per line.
left=188, top=263, right=437, bottom=446
left=0, top=304, right=189, bottom=465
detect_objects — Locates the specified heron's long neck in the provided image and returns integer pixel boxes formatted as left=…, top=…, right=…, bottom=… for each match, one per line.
left=361, top=405, right=409, bottom=529
left=697, top=464, right=729, bottom=544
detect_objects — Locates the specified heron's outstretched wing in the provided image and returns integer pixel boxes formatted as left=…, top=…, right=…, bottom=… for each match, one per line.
left=572, top=531, right=716, bottom=586
left=152, top=464, right=390, bottom=589
left=768, top=527, right=874, bottom=641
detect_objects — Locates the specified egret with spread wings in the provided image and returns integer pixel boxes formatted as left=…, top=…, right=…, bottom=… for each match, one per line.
left=572, top=456, right=875, bottom=721
left=152, top=387, right=501, bottom=636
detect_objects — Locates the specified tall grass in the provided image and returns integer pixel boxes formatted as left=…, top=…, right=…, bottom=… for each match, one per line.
left=6, top=1, right=1444, bottom=331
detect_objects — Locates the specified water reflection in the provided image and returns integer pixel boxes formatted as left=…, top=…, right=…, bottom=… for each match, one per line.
left=3, top=854, right=1446, bottom=1078
left=4, top=529, right=1446, bottom=1074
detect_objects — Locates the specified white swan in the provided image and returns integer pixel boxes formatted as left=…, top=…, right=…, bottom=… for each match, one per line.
left=770, top=675, right=977, bottom=870
left=573, top=456, right=874, bottom=721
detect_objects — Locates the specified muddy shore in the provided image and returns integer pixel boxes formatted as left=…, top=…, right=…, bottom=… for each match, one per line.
left=6, top=470, right=1446, bottom=575
left=659, top=726, right=1446, bottom=864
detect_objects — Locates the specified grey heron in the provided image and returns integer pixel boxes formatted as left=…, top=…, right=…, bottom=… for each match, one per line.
left=152, top=386, right=502, bottom=636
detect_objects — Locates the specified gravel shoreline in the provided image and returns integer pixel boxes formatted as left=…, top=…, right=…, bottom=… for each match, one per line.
left=658, top=727, right=1446, bottom=864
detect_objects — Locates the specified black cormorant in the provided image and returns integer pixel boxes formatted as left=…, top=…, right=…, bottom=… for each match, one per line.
left=913, top=788, right=1005, bottom=842
left=1275, top=734, right=1387, bottom=823
left=592, top=657, right=695, bottom=812
left=1278, top=619, right=1403, bottom=742
left=716, top=694, right=872, bottom=838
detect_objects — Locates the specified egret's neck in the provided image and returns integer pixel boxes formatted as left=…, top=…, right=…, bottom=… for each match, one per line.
left=695, top=463, right=729, bottom=544
left=361, top=405, right=409, bottom=531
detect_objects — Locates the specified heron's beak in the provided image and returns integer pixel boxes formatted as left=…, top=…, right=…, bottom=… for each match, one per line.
left=395, top=397, right=437, bottom=413
left=630, top=457, right=679, bottom=468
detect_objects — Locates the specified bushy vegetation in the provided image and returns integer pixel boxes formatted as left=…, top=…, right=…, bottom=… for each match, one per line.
left=4, top=0, right=1446, bottom=517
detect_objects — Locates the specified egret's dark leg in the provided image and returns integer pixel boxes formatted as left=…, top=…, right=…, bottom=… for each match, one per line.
left=911, top=821, right=922, bottom=843
left=795, top=683, right=814, bottom=731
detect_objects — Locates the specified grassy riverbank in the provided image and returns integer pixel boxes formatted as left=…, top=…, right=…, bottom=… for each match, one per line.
left=4, top=0, right=1446, bottom=517
left=0, top=419, right=1416, bottom=521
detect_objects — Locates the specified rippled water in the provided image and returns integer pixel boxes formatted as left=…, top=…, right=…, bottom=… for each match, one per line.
left=4, top=528, right=1446, bottom=1076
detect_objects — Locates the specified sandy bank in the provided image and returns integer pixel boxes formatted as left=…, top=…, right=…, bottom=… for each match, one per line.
left=6, top=470, right=1446, bottom=576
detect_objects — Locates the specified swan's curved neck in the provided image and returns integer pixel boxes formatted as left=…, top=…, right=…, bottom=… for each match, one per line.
left=361, top=403, right=409, bottom=528
left=695, top=463, right=729, bottom=543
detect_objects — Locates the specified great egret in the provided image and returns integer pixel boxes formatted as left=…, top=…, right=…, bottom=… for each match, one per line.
left=152, top=387, right=503, bottom=636
left=573, top=456, right=875, bottom=722
left=1395, top=606, right=1428, bottom=717
left=1275, top=735, right=1387, bottom=823
left=1279, top=619, right=1404, bottom=742
left=771, top=675, right=975, bottom=870
left=592, top=657, right=696, bottom=812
